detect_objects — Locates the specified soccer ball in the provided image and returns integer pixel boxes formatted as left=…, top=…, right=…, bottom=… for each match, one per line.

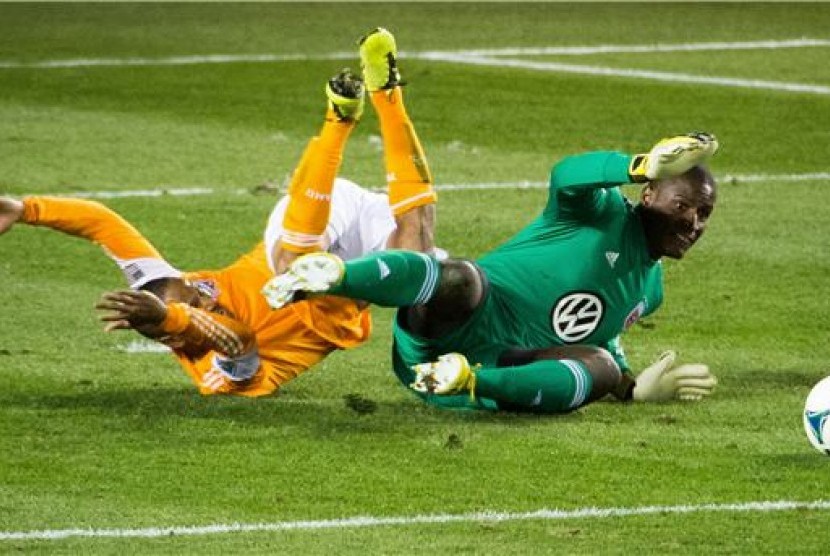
left=803, top=376, right=830, bottom=455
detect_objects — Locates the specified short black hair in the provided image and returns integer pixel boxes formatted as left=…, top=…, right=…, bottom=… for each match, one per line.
left=685, top=165, right=717, bottom=191
left=653, top=165, right=717, bottom=199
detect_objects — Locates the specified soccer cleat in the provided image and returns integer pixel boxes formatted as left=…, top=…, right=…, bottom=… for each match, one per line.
left=410, top=353, right=477, bottom=398
left=358, top=27, right=402, bottom=91
left=262, top=252, right=345, bottom=309
left=326, top=68, right=365, bottom=121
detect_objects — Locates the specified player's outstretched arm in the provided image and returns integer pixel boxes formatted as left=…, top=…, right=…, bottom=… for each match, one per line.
left=550, top=132, right=718, bottom=198
left=0, top=197, right=24, bottom=235
left=614, top=350, right=718, bottom=402
left=96, top=289, right=257, bottom=359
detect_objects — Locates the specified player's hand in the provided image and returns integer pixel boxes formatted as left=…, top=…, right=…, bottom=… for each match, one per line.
left=96, top=290, right=168, bottom=333
left=629, top=132, right=719, bottom=182
left=0, top=197, right=24, bottom=235
left=632, top=350, right=717, bottom=402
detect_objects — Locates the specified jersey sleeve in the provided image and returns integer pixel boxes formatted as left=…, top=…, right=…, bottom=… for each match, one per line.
left=159, top=302, right=257, bottom=362
left=544, top=151, right=634, bottom=219
left=21, top=196, right=181, bottom=287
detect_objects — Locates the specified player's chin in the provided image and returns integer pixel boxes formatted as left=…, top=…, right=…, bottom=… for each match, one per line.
left=663, top=234, right=698, bottom=259
left=662, top=241, right=690, bottom=259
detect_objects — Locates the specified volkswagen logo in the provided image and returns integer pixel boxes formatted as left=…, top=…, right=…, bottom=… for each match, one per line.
left=551, top=292, right=604, bottom=343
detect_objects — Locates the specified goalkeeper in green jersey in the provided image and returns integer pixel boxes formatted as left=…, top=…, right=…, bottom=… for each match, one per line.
left=263, top=132, right=720, bottom=414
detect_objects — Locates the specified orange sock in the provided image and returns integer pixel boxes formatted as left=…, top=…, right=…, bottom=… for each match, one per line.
left=280, top=113, right=355, bottom=254
left=371, top=88, right=436, bottom=216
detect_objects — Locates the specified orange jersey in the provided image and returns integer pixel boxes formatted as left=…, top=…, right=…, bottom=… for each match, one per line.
left=182, top=243, right=371, bottom=396
left=22, top=196, right=371, bottom=397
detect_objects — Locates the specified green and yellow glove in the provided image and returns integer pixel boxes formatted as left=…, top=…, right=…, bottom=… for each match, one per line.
left=629, top=132, right=719, bottom=182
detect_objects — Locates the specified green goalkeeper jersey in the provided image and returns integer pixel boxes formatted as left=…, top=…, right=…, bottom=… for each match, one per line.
left=475, top=151, right=663, bottom=371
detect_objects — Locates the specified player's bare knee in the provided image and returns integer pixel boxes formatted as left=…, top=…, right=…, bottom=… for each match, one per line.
left=582, top=347, right=622, bottom=402
left=388, top=205, right=436, bottom=252
left=406, top=259, right=484, bottom=337
left=430, top=259, right=484, bottom=314
left=270, top=245, right=302, bottom=275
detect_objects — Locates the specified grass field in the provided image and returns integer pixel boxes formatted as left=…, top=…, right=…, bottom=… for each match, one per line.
left=1, top=3, right=830, bottom=554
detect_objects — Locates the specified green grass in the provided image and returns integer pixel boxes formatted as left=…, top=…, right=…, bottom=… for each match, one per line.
left=1, top=3, right=830, bottom=554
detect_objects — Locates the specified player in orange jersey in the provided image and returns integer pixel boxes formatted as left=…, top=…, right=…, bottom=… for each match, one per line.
left=0, top=28, right=437, bottom=397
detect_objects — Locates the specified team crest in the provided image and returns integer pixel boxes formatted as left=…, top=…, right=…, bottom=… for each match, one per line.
left=193, top=279, right=220, bottom=301
left=623, top=299, right=647, bottom=330
left=550, top=292, right=604, bottom=343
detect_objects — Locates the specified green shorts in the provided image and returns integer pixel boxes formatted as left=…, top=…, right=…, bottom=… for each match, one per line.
left=391, top=287, right=521, bottom=411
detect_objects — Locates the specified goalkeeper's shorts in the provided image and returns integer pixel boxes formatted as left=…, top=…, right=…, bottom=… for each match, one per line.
left=390, top=289, right=513, bottom=411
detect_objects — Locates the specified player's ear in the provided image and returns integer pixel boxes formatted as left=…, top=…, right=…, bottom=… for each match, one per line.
left=641, top=183, right=656, bottom=207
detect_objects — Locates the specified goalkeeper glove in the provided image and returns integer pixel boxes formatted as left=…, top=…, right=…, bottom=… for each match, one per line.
left=632, top=350, right=717, bottom=402
left=629, top=132, right=719, bottom=182
left=411, top=353, right=477, bottom=399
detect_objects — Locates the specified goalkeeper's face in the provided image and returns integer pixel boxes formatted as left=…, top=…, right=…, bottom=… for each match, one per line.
left=640, top=166, right=717, bottom=260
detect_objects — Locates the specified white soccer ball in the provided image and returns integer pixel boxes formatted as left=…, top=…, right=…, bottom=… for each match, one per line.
left=803, top=376, right=830, bottom=455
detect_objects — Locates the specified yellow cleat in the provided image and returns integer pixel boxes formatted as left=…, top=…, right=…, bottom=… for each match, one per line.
left=410, top=353, right=478, bottom=399
left=325, top=68, right=365, bottom=121
left=358, top=27, right=402, bottom=91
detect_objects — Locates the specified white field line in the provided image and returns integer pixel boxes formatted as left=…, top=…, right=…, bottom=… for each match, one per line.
left=2, top=499, right=829, bottom=542
left=117, top=340, right=171, bottom=354
left=421, top=52, right=830, bottom=96
left=0, top=52, right=355, bottom=69
left=719, top=172, right=830, bottom=183
left=2, top=38, right=828, bottom=69
left=51, top=186, right=218, bottom=199
left=14, top=173, right=830, bottom=200
left=436, top=37, right=830, bottom=57
left=1, top=39, right=829, bottom=95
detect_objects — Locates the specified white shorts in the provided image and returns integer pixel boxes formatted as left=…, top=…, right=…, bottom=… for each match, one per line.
left=264, top=178, right=397, bottom=273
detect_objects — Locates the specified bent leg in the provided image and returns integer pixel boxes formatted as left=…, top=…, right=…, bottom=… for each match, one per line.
left=268, top=71, right=362, bottom=273
left=370, top=87, right=437, bottom=254
left=270, top=120, right=355, bottom=272
left=325, top=254, right=484, bottom=338
left=483, top=345, right=622, bottom=412
left=395, top=341, right=620, bottom=413
left=406, top=259, right=484, bottom=338
left=386, top=205, right=436, bottom=254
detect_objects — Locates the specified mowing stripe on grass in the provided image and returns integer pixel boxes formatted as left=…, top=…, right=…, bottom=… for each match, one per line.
left=2, top=500, right=829, bottom=541
left=16, top=173, right=830, bottom=200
